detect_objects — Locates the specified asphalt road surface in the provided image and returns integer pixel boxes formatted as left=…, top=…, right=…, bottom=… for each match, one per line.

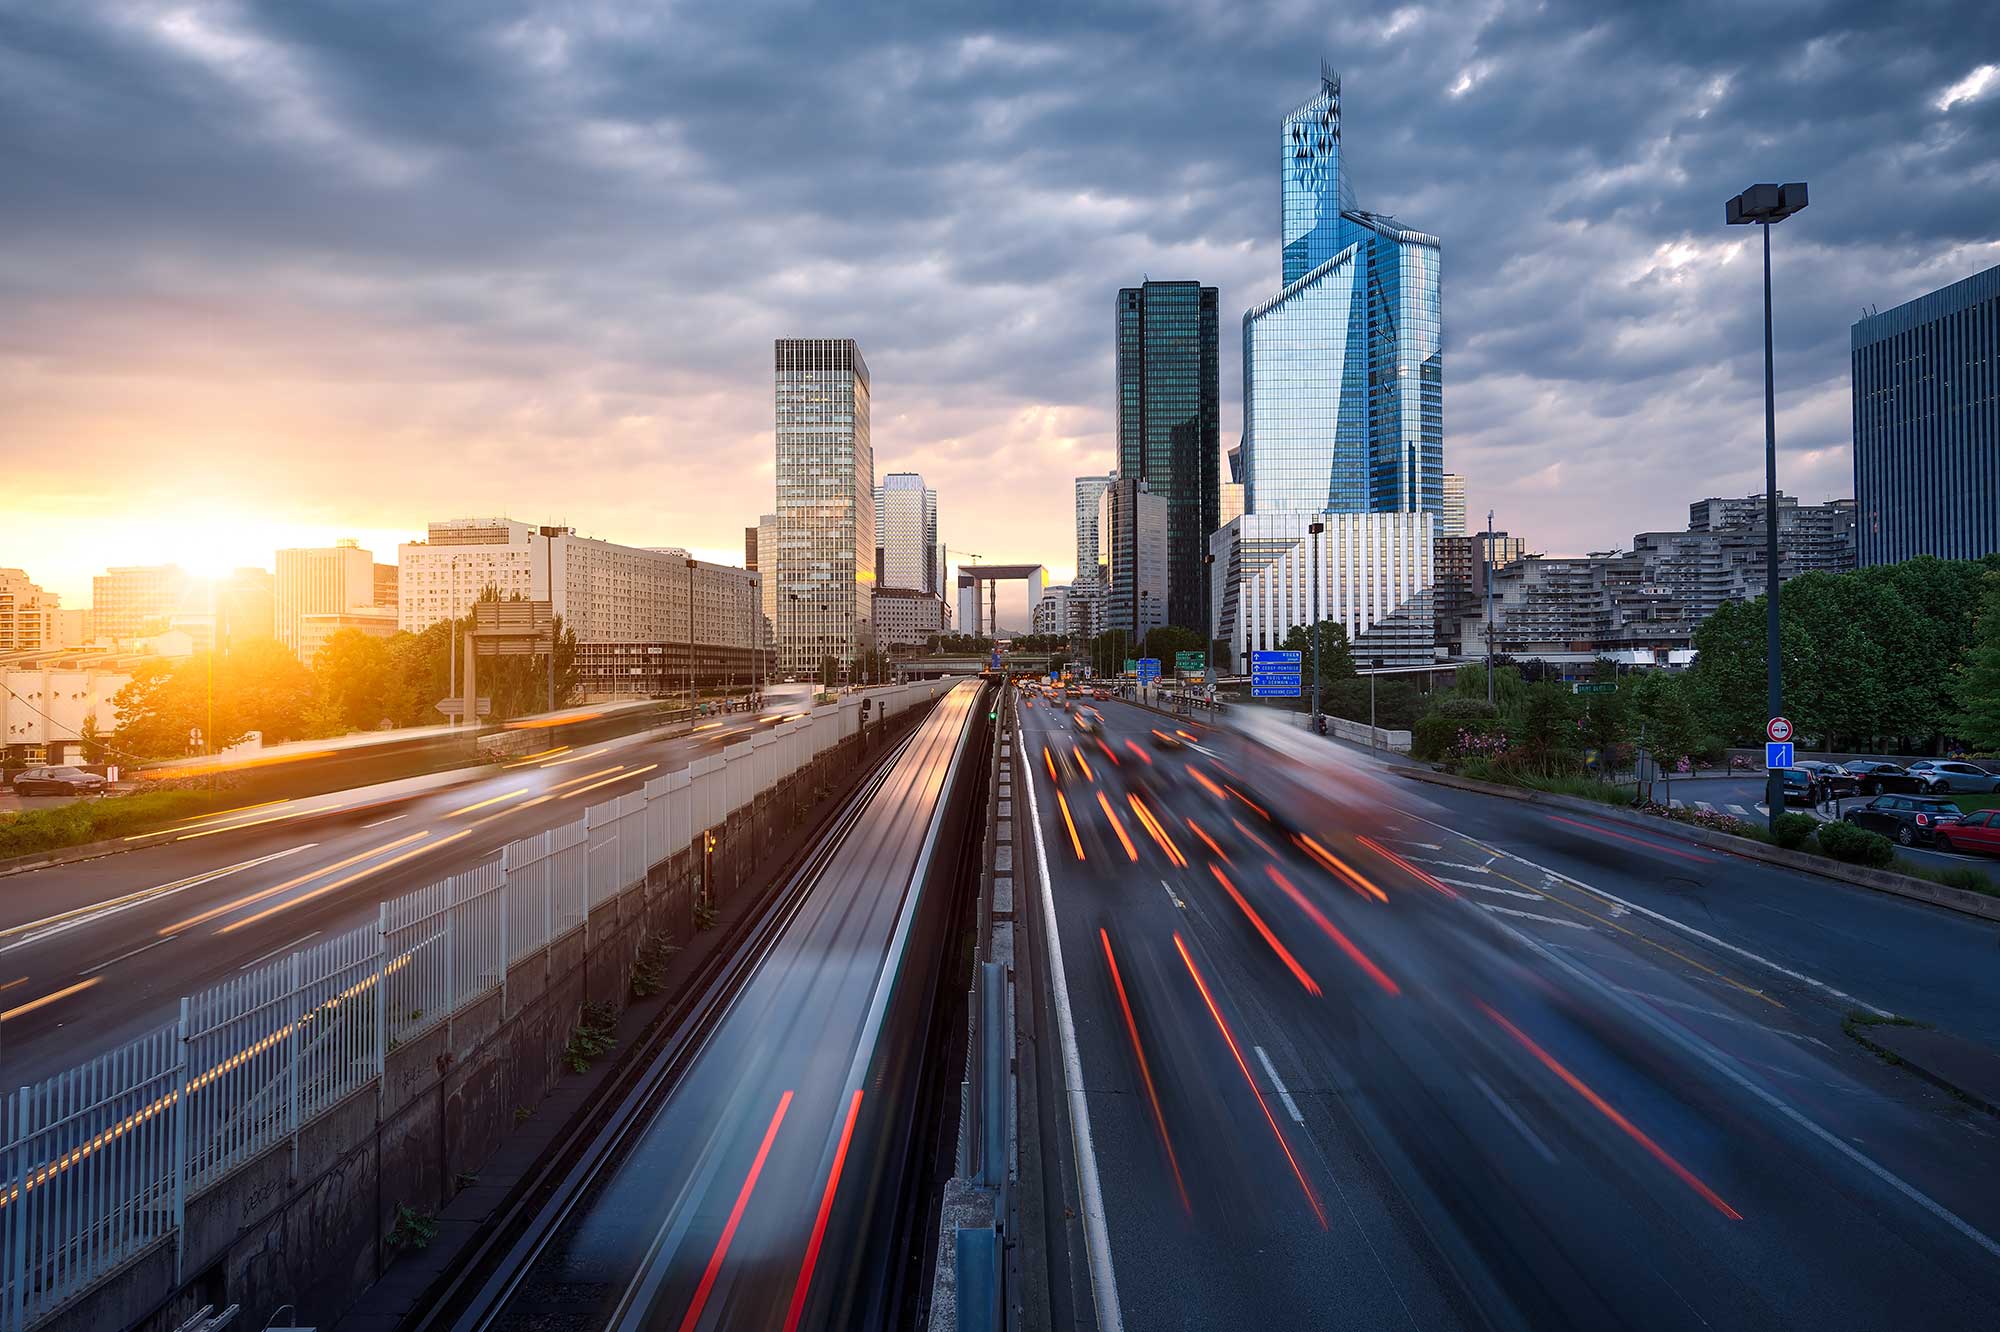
left=0, top=705, right=814, bottom=1086
left=1019, top=692, right=2000, bottom=1332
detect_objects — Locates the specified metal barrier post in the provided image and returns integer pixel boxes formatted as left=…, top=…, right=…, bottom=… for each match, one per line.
left=497, top=847, right=511, bottom=1018
left=288, top=952, right=303, bottom=1170
left=10, top=1087, right=32, bottom=1332
left=979, top=962, right=1006, bottom=1189
left=171, top=999, right=191, bottom=1282
left=374, top=905, right=390, bottom=1092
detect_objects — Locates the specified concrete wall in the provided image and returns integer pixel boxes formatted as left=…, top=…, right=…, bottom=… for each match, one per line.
left=57, top=704, right=931, bottom=1332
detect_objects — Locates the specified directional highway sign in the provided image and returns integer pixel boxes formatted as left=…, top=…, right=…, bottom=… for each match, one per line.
left=1250, top=648, right=1302, bottom=698
left=1137, top=657, right=1161, bottom=684
left=1175, top=651, right=1205, bottom=674
left=1765, top=741, right=1794, bottom=770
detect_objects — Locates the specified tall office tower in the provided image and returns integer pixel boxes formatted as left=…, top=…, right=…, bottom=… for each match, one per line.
left=1072, top=474, right=1113, bottom=638
left=274, top=541, right=376, bottom=658
left=1242, top=66, right=1442, bottom=521
left=874, top=473, right=940, bottom=592
left=1852, top=262, right=2000, bottom=565
left=755, top=514, right=779, bottom=649
left=775, top=339, right=873, bottom=674
left=1098, top=475, right=1169, bottom=640
left=92, top=564, right=194, bottom=645
left=1116, top=281, right=1220, bottom=632
left=1441, top=473, right=1467, bottom=537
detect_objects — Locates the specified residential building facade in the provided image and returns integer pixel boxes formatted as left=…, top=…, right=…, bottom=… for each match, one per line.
left=1032, top=585, right=1071, bottom=636
left=1852, top=261, right=2000, bottom=565
left=0, top=569, right=59, bottom=655
left=1117, top=280, right=1220, bottom=632
left=774, top=338, right=873, bottom=674
left=297, top=607, right=398, bottom=666
left=1686, top=491, right=1857, bottom=573
left=1433, top=531, right=1527, bottom=655
left=398, top=519, right=537, bottom=633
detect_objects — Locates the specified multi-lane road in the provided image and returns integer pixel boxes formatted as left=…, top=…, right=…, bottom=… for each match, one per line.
left=1019, top=691, right=2000, bottom=1331
left=0, top=699, right=813, bottom=1087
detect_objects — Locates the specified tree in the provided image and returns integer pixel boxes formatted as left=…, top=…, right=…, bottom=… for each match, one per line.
left=1278, top=620, right=1356, bottom=705
left=109, top=639, right=316, bottom=760
left=311, top=630, right=404, bottom=733
left=1628, top=671, right=1701, bottom=770
left=1956, top=571, right=2000, bottom=752
left=819, top=655, right=839, bottom=688
left=79, top=714, right=108, bottom=765
left=1141, top=625, right=1205, bottom=670
left=1511, top=682, right=1583, bottom=775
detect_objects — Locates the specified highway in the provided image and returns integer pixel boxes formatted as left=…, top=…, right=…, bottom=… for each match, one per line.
left=0, top=700, right=816, bottom=1087
left=448, top=677, right=984, bottom=1331
left=1019, top=691, right=2000, bottom=1331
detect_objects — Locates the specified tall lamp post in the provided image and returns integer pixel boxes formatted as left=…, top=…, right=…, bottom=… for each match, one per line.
left=1308, top=521, right=1325, bottom=727
left=537, top=526, right=564, bottom=713
left=1726, top=181, right=1809, bottom=832
left=685, top=557, right=699, bottom=719
left=1202, top=551, right=1215, bottom=703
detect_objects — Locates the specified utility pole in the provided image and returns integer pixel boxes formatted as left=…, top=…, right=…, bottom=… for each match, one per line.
left=1309, top=520, right=1325, bottom=727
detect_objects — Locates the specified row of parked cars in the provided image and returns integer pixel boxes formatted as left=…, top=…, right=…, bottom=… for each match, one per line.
left=1785, top=758, right=2000, bottom=800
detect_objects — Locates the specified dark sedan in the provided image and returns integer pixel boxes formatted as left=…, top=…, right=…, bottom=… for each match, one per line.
left=10, top=765, right=108, bottom=797
left=1793, top=760, right=1858, bottom=797
left=1839, top=760, right=1925, bottom=797
left=1843, top=794, right=1964, bottom=847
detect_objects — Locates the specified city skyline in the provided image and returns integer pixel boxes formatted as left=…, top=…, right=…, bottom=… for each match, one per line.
left=8, top=5, right=1988, bottom=616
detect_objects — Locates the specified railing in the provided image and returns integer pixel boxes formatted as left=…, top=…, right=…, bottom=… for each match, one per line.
left=0, top=680, right=952, bottom=1332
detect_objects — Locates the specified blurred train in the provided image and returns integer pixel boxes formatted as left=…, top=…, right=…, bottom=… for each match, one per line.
left=134, top=698, right=698, bottom=803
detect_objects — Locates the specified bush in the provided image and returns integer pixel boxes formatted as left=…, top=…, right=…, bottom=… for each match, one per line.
left=1411, top=715, right=1460, bottom=761
left=1770, top=812, right=1818, bottom=850
left=1815, top=820, right=1895, bottom=867
left=1436, top=696, right=1500, bottom=721
left=0, top=788, right=235, bottom=860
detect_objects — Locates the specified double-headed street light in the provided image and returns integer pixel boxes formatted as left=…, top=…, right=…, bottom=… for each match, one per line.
left=1726, top=181, right=1809, bottom=832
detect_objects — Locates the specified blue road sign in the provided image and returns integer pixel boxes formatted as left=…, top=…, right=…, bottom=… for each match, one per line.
left=1137, top=657, right=1161, bottom=683
left=1250, top=650, right=1302, bottom=669
left=1251, top=685, right=1301, bottom=698
left=1765, top=741, right=1794, bottom=769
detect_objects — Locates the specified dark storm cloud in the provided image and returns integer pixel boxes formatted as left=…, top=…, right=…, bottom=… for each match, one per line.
left=3, top=0, right=1997, bottom=581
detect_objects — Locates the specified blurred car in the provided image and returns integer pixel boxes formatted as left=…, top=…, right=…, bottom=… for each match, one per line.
left=1906, top=760, right=2000, bottom=795
left=11, top=765, right=107, bottom=797
left=1843, top=794, right=1963, bottom=847
left=1839, top=760, right=1924, bottom=797
left=1092, top=688, right=1109, bottom=701
left=1073, top=708, right=1100, bottom=735
left=1937, top=809, right=2000, bottom=857
left=1792, top=759, right=1858, bottom=797
left=1148, top=727, right=1184, bottom=750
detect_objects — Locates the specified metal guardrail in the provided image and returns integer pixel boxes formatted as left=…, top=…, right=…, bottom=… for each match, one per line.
left=0, top=681, right=951, bottom=1332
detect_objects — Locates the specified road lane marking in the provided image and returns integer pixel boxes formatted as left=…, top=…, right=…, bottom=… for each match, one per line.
left=1436, top=876, right=1541, bottom=900
left=362, top=814, right=407, bottom=828
left=159, top=832, right=431, bottom=935
left=443, top=788, right=529, bottom=818
left=1160, top=879, right=1186, bottom=910
left=1467, top=1071, right=1558, bottom=1164
left=1, top=977, right=100, bottom=1022
left=1254, top=1045, right=1306, bottom=1124
left=1018, top=718, right=1123, bottom=1332
left=561, top=764, right=657, bottom=801
left=1490, top=921, right=2000, bottom=1260
left=218, top=831, right=472, bottom=934
left=0, top=844, right=320, bottom=952
left=1479, top=903, right=1591, bottom=930
left=77, top=936, right=176, bottom=976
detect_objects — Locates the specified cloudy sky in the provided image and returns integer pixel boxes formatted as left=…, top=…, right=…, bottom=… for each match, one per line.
left=4, top=0, right=1997, bottom=620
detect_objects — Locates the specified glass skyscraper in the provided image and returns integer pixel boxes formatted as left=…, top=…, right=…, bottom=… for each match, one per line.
left=1243, top=67, right=1442, bottom=521
left=774, top=338, right=872, bottom=674
left=1851, top=262, right=2000, bottom=565
left=1116, top=280, right=1220, bottom=632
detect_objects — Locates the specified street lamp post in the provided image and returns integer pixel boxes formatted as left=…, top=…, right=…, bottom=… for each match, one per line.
left=1308, top=521, right=1325, bottom=729
left=1727, top=182, right=1809, bottom=832
left=1369, top=656, right=1385, bottom=748
left=1202, top=551, right=1215, bottom=706
left=538, top=526, right=563, bottom=713
left=685, top=557, right=699, bottom=720
left=1483, top=512, right=1496, bottom=709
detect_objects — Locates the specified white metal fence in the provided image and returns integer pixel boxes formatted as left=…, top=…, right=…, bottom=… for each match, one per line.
left=0, top=680, right=955, bottom=1331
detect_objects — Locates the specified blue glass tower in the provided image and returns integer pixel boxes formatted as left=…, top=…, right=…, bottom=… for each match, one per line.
left=1245, top=67, right=1442, bottom=521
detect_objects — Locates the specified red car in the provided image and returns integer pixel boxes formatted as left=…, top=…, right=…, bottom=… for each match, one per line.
left=1938, top=809, right=2000, bottom=857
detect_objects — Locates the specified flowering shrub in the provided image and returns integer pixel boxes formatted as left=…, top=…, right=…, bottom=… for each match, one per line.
left=1450, top=728, right=1511, bottom=761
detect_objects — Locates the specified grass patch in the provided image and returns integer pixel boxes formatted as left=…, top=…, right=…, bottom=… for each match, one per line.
left=0, top=787, right=240, bottom=861
left=1946, top=795, right=2000, bottom=816
left=1842, top=1009, right=1929, bottom=1068
left=1891, top=859, right=2000, bottom=898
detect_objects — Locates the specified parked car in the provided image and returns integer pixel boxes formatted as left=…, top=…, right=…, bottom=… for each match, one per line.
left=10, top=765, right=107, bottom=797
left=1839, top=760, right=1924, bottom=797
left=1937, top=809, right=2000, bottom=857
left=1778, top=768, right=1822, bottom=806
left=1790, top=760, right=1857, bottom=798
left=1843, top=794, right=1964, bottom=847
left=1906, top=760, right=2000, bottom=795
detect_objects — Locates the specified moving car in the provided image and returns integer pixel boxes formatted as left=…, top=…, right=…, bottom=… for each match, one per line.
left=1073, top=708, right=1100, bottom=735
left=10, top=765, right=108, bottom=797
left=1937, top=809, right=2000, bottom=857
left=1906, top=760, right=2000, bottom=795
left=1148, top=727, right=1185, bottom=751
left=1843, top=794, right=1963, bottom=847
left=1839, top=760, right=1924, bottom=797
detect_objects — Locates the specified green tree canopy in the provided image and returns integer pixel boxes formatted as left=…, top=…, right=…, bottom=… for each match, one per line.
left=1956, top=571, right=2000, bottom=752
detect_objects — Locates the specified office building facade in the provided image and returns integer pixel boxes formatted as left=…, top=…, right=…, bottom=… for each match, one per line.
left=1098, top=476, right=1169, bottom=640
left=1852, top=262, right=2000, bottom=565
left=871, top=586, right=948, bottom=649
left=275, top=542, right=375, bottom=658
left=1242, top=68, right=1443, bottom=521
left=1032, top=585, right=1072, bottom=636
left=92, top=565, right=194, bottom=646
left=1441, top=473, right=1466, bottom=537
left=874, top=472, right=940, bottom=593
left=1117, top=280, right=1220, bottom=632
left=1212, top=511, right=1436, bottom=670
left=775, top=339, right=873, bottom=673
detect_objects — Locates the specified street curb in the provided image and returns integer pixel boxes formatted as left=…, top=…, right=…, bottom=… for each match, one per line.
left=1396, top=766, right=2000, bottom=925
left=0, top=833, right=150, bottom=880
left=1843, top=1024, right=2000, bottom=1120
